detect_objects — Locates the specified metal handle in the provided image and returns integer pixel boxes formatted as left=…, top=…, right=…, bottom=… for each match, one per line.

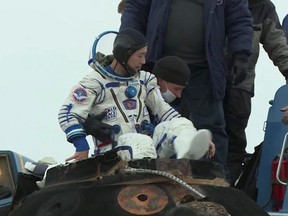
left=276, top=132, right=288, bottom=185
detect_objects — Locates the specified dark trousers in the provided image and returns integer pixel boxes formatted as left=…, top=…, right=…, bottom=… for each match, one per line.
left=223, top=88, right=252, bottom=184
left=183, top=65, right=228, bottom=168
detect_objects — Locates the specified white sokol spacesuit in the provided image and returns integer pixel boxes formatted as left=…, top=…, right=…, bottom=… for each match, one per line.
left=58, top=29, right=211, bottom=160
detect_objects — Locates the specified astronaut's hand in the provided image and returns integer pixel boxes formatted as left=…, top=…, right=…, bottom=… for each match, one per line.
left=65, top=150, right=89, bottom=163
left=83, top=112, right=113, bottom=142
left=281, top=106, right=288, bottom=124
left=231, top=55, right=248, bottom=85
left=208, top=141, right=216, bottom=158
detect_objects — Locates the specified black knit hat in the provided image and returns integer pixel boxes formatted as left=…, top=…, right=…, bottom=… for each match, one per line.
left=113, top=28, right=147, bottom=68
left=152, top=56, right=190, bottom=86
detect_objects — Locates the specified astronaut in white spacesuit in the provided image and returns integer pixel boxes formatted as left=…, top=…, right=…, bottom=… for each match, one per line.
left=58, top=28, right=212, bottom=162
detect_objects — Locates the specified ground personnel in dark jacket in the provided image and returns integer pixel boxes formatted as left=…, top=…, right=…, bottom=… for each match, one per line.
left=119, top=0, right=253, bottom=174
left=224, top=0, right=288, bottom=186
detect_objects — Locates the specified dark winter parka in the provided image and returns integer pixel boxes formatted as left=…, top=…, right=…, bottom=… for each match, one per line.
left=233, top=0, right=288, bottom=95
left=120, top=0, right=253, bottom=100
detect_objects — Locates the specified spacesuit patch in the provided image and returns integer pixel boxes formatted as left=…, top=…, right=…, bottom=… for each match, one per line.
left=72, top=87, right=88, bottom=103
left=123, top=99, right=137, bottom=110
left=104, top=107, right=117, bottom=121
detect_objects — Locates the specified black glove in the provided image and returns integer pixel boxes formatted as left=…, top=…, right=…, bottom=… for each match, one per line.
left=83, top=112, right=113, bottom=142
left=231, top=55, right=248, bottom=85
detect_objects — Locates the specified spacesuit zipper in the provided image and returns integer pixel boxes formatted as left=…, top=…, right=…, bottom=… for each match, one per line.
left=136, top=85, right=143, bottom=122
left=110, top=88, right=129, bottom=122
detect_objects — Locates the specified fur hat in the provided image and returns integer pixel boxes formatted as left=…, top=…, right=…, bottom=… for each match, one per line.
left=113, top=28, right=147, bottom=69
left=152, top=56, right=190, bottom=86
left=118, top=0, right=126, bottom=14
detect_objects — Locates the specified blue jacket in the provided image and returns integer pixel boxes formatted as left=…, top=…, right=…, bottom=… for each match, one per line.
left=120, top=0, right=253, bottom=100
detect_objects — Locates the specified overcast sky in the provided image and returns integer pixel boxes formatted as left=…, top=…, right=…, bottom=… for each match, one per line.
left=0, top=0, right=287, bottom=162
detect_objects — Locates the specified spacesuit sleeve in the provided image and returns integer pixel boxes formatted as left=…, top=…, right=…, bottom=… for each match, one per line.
left=143, top=72, right=181, bottom=122
left=58, top=71, right=104, bottom=144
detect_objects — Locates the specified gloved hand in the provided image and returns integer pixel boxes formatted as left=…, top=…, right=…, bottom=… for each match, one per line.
left=83, top=112, right=113, bottom=142
left=231, top=55, right=248, bottom=85
left=281, top=106, right=288, bottom=124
